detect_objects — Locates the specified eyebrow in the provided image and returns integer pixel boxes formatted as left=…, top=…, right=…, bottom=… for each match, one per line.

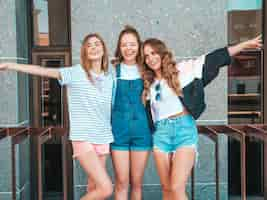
left=87, top=41, right=101, bottom=45
left=121, top=41, right=137, bottom=45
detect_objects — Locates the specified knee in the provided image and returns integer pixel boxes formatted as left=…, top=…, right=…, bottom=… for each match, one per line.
left=87, top=179, right=95, bottom=192
left=115, top=177, right=129, bottom=191
left=170, top=182, right=186, bottom=194
left=131, top=174, right=145, bottom=190
left=99, top=181, right=113, bottom=198
left=161, top=183, right=171, bottom=193
left=87, top=184, right=95, bottom=192
left=131, top=181, right=143, bottom=191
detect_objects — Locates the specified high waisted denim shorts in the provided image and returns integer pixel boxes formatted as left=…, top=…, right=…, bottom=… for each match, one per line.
left=153, top=114, right=198, bottom=154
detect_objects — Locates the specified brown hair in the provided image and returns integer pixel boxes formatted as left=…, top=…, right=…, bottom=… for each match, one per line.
left=112, top=25, right=143, bottom=72
left=80, top=33, right=109, bottom=83
left=142, top=38, right=182, bottom=104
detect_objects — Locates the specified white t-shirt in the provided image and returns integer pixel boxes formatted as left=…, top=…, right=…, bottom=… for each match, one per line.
left=119, top=63, right=141, bottom=80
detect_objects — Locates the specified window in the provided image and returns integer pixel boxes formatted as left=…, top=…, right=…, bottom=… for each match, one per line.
left=227, top=0, right=264, bottom=197
left=32, top=0, right=70, bottom=47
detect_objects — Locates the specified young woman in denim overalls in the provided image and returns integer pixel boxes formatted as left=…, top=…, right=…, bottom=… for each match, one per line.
left=142, top=36, right=262, bottom=200
left=111, top=26, right=152, bottom=200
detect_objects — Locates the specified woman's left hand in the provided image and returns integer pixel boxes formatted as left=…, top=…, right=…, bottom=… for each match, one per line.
left=243, top=35, right=263, bottom=49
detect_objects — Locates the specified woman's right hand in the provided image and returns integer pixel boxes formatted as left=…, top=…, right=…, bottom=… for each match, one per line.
left=0, top=63, right=9, bottom=71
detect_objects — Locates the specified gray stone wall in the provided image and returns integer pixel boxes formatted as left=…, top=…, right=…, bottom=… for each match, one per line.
left=0, top=0, right=29, bottom=126
left=15, top=0, right=30, bottom=124
left=71, top=0, right=229, bottom=199
left=0, top=137, right=12, bottom=200
left=0, top=0, right=30, bottom=199
left=71, top=0, right=228, bottom=124
left=0, top=0, right=18, bottom=125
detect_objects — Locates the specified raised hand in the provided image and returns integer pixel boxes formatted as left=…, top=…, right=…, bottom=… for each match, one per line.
left=243, top=35, right=263, bottom=49
left=228, top=35, right=263, bottom=56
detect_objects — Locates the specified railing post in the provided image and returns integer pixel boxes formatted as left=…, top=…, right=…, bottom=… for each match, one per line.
left=31, top=127, right=72, bottom=200
left=7, top=128, right=30, bottom=200
left=264, top=137, right=267, bottom=198
left=240, top=134, right=247, bottom=200
left=30, top=128, right=52, bottom=200
left=61, top=132, right=73, bottom=200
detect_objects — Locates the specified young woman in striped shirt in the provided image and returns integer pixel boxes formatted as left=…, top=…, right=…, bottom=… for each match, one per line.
left=0, top=33, right=114, bottom=200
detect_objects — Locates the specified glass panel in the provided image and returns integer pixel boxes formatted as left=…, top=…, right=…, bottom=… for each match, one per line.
left=47, top=0, right=69, bottom=46
left=228, top=51, right=262, bottom=124
left=228, top=0, right=262, bottom=11
left=16, top=136, right=31, bottom=200
left=44, top=143, right=63, bottom=196
left=41, top=59, right=63, bottom=127
left=32, top=0, right=69, bottom=47
left=228, top=51, right=264, bottom=198
left=228, top=137, right=241, bottom=200
left=33, top=0, right=49, bottom=46
left=40, top=140, right=63, bottom=198
left=228, top=1, right=263, bottom=198
left=228, top=0, right=262, bottom=45
left=246, top=137, right=264, bottom=198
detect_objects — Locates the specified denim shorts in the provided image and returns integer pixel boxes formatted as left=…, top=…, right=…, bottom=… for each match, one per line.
left=153, top=114, right=198, bottom=154
left=111, top=110, right=152, bottom=151
left=72, top=141, right=110, bottom=158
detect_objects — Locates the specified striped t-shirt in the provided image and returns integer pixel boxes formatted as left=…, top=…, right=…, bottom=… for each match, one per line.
left=58, top=64, right=114, bottom=144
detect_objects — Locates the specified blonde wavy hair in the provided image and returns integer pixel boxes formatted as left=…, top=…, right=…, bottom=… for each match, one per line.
left=80, top=33, right=109, bottom=83
left=142, top=38, right=182, bottom=104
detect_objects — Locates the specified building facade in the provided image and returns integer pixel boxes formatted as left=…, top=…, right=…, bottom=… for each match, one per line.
left=0, top=0, right=265, bottom=199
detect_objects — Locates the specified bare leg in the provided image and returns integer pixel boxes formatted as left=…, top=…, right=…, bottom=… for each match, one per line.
left=111, top=150, right=130, bottom=200
left=170, top=147, right=196, bottom=200
left=130, top=151, right=150, bottom=200
left=86, top=155, right=109, bottom=200
left=76, top=151, right=113, bottom=200
left=153, top=149, right=172, bottom=200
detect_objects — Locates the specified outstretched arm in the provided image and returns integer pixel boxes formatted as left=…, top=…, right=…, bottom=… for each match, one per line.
left=0, top=63, right=61, bottom=79
left=227, top=35, right=262, bottom=56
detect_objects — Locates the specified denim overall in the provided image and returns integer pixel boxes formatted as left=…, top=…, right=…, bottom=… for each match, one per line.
left=111, top=64, right=152, bottom=151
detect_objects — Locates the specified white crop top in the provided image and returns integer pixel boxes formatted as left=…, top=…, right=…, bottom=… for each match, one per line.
left=149, top=55, right=206, bottom=122
left=150, top=79, right=184, bottom=122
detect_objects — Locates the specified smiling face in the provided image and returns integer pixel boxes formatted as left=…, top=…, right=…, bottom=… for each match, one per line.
left=143, top=44, right=162, bottom=72
left=86, top=36, right=104, bottom=62
left=120, top=33, right=139, bottom=64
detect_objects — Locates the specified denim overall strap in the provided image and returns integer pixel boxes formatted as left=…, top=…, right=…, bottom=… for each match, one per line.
left=116, top=64, right=121, bottom=78
left=112, top=64, right=121, bottom=108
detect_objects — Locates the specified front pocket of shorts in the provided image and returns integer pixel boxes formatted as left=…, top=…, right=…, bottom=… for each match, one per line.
left=177, top=124, right=198, bottom=144
left=154, top=123, right=171, bottom=138
left=181, top=115, right=197, bottom=129
left=111, top=111, right=127, bottom=136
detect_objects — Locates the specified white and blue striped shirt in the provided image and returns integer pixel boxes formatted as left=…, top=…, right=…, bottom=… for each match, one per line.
left=58, top=64, right=114, bottom=144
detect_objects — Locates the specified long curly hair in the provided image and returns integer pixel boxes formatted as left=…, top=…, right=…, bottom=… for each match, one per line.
left=142, top=38, right=182, bottom=104
left=111, top=25, right=144, bottom=73
left=80, top=33, right=109, bottom=83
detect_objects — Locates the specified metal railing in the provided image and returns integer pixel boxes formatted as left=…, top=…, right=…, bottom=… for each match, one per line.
left=1, top=125, right=266, bottom=200
left=0, top=128, right=72, bottom=200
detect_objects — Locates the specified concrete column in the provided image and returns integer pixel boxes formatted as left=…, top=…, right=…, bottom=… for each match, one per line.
left=0, top=0, right=30, bottom=199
